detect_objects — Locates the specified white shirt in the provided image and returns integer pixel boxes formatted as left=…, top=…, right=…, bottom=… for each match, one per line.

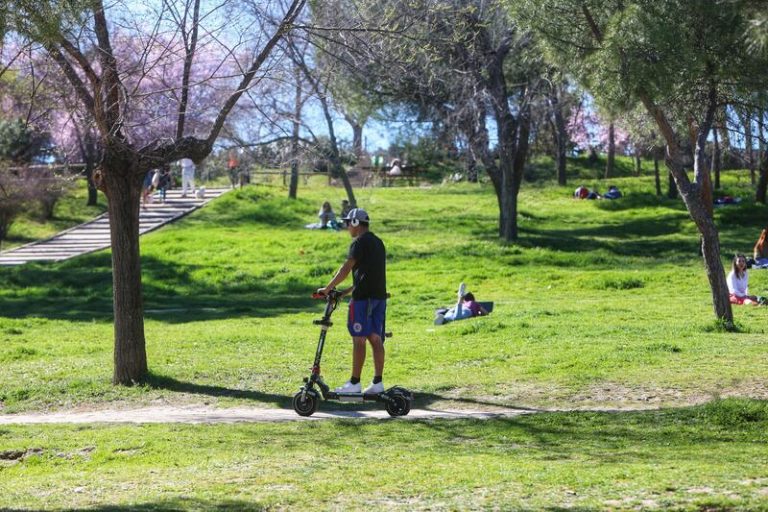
left=727, top=270, right=749, bottom=297
left=180, top=158, right=195, bottom=172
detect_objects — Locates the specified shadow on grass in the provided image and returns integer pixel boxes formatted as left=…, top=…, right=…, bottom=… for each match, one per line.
left=0, top=251, right=320, bottom=323
left=144, top=373, right=538, bottom=415
left=146, top=374, right=292, bottom=408
left=0, top=501, right=605, bottom=512
left=517, top=214, right=699, bottom=260
left=1, top=499, right=269, bottom=511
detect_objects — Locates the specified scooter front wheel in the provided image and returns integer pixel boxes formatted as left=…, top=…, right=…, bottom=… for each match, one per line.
left=385, top=393, right=411, bottom=417
left=293, top=391, right=318, bottom=417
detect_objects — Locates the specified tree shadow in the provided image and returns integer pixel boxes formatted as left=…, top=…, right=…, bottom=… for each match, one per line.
left=411, top=391, right=540, bottom=413
left=517, top=215, right=699, bottom=261
left=381, top=399, right=768, bottom=465
left=144, top=373, right=540, bottom=416
left=0, top=500, right=604, bottom=512
left=592, top=192, right=686, bottom=212
left=1, top=499, right=269, bottom=511
left=145, top=374, right=292, bottom=408
left=0, top=251, right=321, bottom=323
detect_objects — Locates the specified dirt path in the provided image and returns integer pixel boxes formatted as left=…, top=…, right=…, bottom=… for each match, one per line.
left=0, top=405, right=533, bottom=425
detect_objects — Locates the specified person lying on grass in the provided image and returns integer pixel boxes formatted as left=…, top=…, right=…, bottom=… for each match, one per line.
left=727, top=254, right=766, bottom=306
left=434, top=284, right=489, bottom=325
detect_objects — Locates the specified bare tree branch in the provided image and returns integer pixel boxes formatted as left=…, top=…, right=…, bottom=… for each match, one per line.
left=206, top=0, right=306, bottom=146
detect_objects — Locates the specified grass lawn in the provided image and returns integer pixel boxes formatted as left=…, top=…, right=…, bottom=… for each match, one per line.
left=1, top=171, right=768, bottom=510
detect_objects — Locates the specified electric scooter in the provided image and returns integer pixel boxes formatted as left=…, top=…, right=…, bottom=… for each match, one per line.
left=292, top=289, right=413, bottom=417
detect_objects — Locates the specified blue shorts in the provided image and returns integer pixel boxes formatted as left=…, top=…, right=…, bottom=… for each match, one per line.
left=347, top=299, right=386, bottom=339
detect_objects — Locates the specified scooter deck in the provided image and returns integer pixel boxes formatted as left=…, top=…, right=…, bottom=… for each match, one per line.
left=325, top=392, right=384, bottom=402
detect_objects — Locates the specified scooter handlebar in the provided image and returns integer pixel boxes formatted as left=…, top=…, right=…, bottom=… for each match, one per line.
left=313, top=289, right=343, bottom=300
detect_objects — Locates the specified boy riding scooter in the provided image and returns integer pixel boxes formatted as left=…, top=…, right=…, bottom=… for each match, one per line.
left=317, top=208, right=387, bottom=394
left=294, top=208, right=411, bottom=417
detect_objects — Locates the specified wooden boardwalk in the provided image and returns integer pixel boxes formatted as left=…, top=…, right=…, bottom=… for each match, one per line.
left=0, top=188, right=229, bottom=266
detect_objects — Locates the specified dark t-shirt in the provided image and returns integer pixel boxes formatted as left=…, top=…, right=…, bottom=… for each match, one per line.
left=348, top=231, right=386, bottom=300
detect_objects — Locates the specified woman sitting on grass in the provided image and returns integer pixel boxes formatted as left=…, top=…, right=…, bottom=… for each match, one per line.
left=318, top=201, right=338, bottom=229
left=753, top=227, right=768, bottom=266
left=727, top=254, right=762, bottom=305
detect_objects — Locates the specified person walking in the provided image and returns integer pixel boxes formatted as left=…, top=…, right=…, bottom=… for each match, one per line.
left=318, top=208, right=388, bottom=394
left=179, top=157, right=196, bottom=197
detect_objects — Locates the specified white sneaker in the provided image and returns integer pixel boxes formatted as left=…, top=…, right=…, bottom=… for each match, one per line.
left=363, top=381, right=385, bottom=394
left=334, top=381, right=361, bottom=393
left=434, top=313, right=446, bottom=325
left=458, top=282, right=466, bottom=299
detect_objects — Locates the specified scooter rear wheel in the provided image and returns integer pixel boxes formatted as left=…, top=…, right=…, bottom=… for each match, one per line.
left=293, top=391, right=318, bottom=417
left=385, top=393, right=410, bottom=417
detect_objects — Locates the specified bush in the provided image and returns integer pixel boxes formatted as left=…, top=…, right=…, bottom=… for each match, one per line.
left=0, top=118, right=49, bottom=165
left=0, top=164, right=72, bottom=242
left=0, top=163, right=35, bottom=242
left=35, top=168, right=75, bottom=220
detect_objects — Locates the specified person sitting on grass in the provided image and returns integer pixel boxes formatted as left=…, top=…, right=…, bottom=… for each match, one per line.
left=340, top=199, right=352, bottom=225
left=574, top=185, right=589, bottom=199
left=753, top=227, right=768, bottom=266
left=603, top=185, right=623, bottom=200
left=727, top=254, right=764, bottom=305
left=318, top=201, right=338, bottom=229
left=434, top=283, right=489, bottom=325
left=574, top=185, right=600, bottom=200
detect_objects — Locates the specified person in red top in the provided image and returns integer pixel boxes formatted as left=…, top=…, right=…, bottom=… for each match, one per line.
left=227, top=149, right=240, bottom=189
left=574, top=185, right=590, bottom=199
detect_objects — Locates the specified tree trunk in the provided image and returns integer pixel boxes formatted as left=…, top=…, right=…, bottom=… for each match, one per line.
left=699, top=219, right=733, bottom=325
left=86, top=160, right=99, bottom=206
left=483, top=36, right=530, bottom=242
left=756, top=113, right=767, bottom=204
left=667, top=169, right=678, bottom=199
left=712, top=126, right=721, bottom=190
left=667, top=162, right=732, bottom=325
left=466, top=154, right=478, bottom=183
left=653, top=151, right=661, bottom=196
left=549, top=89, right=568, bottom=186
left=298, top=58, right=356, bottom=207
left=494, top=109, right=522, bottom=241
left=288, top=64, right=301, bottom=199
left=351, top=122, right=363, bottom=159
left=604, top=121, right=615, bottom=179
left=103, top=159, right=148, bottom=385
left=718, top=121, right=732, bottom=161
left=742, top=109, right=755, bottom=184
left=325, top=130, right=356, bottom=207
left=757, top=148, right=768, bottom=204
left=325, top=128, right=356, bottom=207
left=634, top=150, right=642, bottom=176
left=500, top=172, right=518, bottom=240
